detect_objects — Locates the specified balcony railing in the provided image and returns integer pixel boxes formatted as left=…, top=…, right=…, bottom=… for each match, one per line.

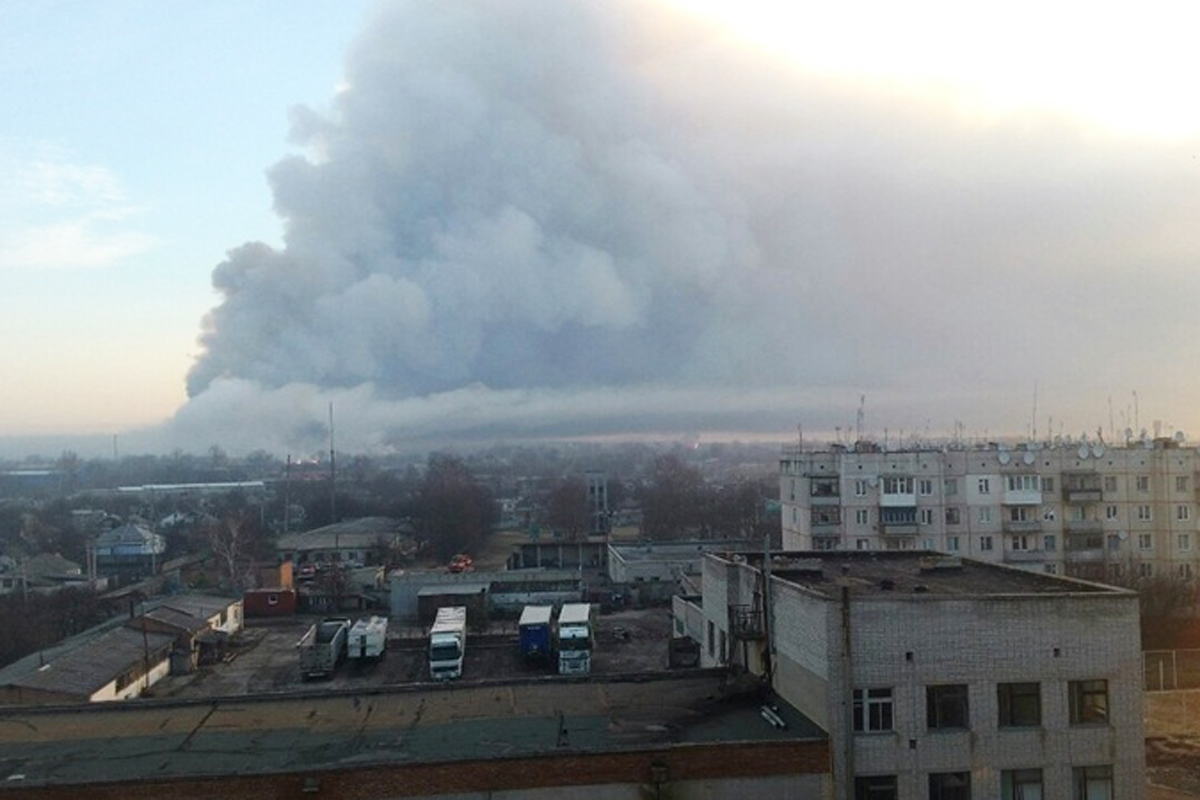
left=1064, top=519, right=1104, bottom=534
left=1002, top=520, right=1044, bottom=534
left=729, top=604, right=764, bottom=640
left=880, top=522, right=919, bottom=536
left=1003, top=549, right=1048, bottom=563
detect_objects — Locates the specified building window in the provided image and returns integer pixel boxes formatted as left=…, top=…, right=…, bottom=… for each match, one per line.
left=978, top=477, right=991, bottom=494
left=855, top=479, right=868, bottom=496
left=928, top=772, right=971, bottom=800
left=719, top=629, right=727, bottom=664
left=1178, top=475, right=1190, bottom=493
left=1103, top=475, right=1117, bottom=493
left=813, top=538, right=838, bottom=551
left=1009, top=506, right=1032, bottom=522
left=1044, top=563, right=1058, bottom=575
left=919, top=478, right=934, bottom=496
left=1069, top=679, right=1108, bottom=724
left=1137, top=505, right=1152, bottom=521
left=1107, top=534, right=1121, bottom=551
left=1041, top=477, right=1055, bottom=493
left=980, top=535, right=994, bottom=552
left=920, top=508, right=934, bottom=525
left=811, top=508, right=842, bottom=525
left=1011, top=535, right=1031, bottom=552
left=1072, top=765, right=1112, bottom=800
left=1137, top=475, right=1150, bottom=492
left=1105, top=505, right=1118, bottom=520
left=1043, top=534, right=1056, bottom=551
left=1007, top=474, right=1038, bottom=492
left=947, top=536, right=960, bottom=552
left=1179, top=533, right=1192, bottom=551
left=811, top=478, right=839, bottom=497
left=1179, top=505, right=1192, bottom=522
left=1042, top=505, right=1056, bottom=521
left=1180, top=563, right=1194, bottom=580
left=856, top=538, right=870, bottom=550
left=883, top=476, right=913, bottom=495
left=855, top=776, right=897, bottom=800
left=853, top=688, right=894, bottom=732
left=998, top=682, right=1041, bottom=727
left=927, top=684, right=969, bottom=730
left=944, top=478, right=958, bottom=496
left=1001, top=768, right=1042, bottom=800
left=856, top=509, right=870, bottom=525
left=1141, top=562, right=1154, bottom=578
left=979, top=507, right=992, bottom=524
left=1140, top=533, right=1154, bottom=550
left=1109, top=563, right=1123, bottom=580
left=922, top=538, right=936, bottom=550
left=707, top=621, right=715, bottom=657
left=945, top=507, right=961, bottom=525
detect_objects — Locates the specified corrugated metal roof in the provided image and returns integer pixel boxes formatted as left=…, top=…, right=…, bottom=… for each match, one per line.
left=3, top=627, right=175, bottom=700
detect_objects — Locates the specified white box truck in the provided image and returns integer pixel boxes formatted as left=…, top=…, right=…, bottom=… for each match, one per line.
left=347, top=615, right=388, bottom=662
left=428, top=606, right=467, bottom=680
left=555, top=602, right=593, bottom=675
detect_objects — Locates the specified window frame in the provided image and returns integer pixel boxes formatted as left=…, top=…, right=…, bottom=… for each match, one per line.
left=997, top=682, right=1041, bottom=728
left=1072, top=765, right=1112, bottom=800
left=854, top=775, right=897, bottom=800
left=926, top=683, right=970, bottom=730
left=852, top=687, right=895, bottom=733
left=1068, top=679, right=1109, bottom=725
left=928, top=771, right=971, bottom=800
left=1001, top=768, right=1043, bottom=800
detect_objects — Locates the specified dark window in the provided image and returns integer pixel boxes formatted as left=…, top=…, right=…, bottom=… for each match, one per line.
left=927, top=684, right=969, bottom=729
left=852, top=688, right=894, bottom=732
left=998, top=682, right=1041, bottom=727
left=1001, top=768, right=1042, bottom=800
left=855, top=775, right=897, bottom=800
left=1069, top=680, right=1108, bottom=724
left=929, top=771, right=971, bottom=800
left=1072, top=765, right=1112, bottom=799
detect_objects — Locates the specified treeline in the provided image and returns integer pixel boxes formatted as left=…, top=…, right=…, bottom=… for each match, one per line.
left=0, top=588, right=106, bottom=668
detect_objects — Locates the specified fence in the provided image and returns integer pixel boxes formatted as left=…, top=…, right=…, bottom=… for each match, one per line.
left=1144, top=649, right=1200, bottom=691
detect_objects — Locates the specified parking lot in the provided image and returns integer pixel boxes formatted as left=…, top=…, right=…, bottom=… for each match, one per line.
left=150, top=606, right=674, bottom=699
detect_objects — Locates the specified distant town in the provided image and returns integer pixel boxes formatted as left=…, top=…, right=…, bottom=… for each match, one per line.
left=0, top=438, right=1196, bottom=798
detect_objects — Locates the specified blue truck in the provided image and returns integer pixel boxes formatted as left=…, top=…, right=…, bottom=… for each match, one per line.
left=518, top=605, right=553, bottom=662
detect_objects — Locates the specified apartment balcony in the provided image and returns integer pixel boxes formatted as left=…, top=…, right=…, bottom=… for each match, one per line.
left=1063, top=488, right=1103, bottom=503
left=809, top=494, right=842, bottom=506
left=879, top=522, right=919, bottom=536
left=729, top=604, right=765, bottom=640
left=1003, top=490, right=1043, bottom=506
left=1064, top=548, right=1106, bottom=563
left=1064, top=519, right=1104, bottom=534
left=880, top=493, right=916, bottom=508
left=1003, top=549, right=1048, bottom=564
left=1062, top=473, right=1104, bottom=503
left=1002, top=520, right=1044, bottom=534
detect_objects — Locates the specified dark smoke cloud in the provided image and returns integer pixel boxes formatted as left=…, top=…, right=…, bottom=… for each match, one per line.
left=172, top=0, right=1200, bottom=454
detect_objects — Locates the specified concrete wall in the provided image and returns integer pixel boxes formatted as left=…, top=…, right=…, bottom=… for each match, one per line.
left=391, top=570, right=583, bottom=621
left=92, top=655, right=172, bottom=702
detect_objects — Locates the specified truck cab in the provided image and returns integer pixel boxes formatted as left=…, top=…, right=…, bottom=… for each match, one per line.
left=555, top=602, right=593, bottom=675
left=429, top=606, right=467, bottom=680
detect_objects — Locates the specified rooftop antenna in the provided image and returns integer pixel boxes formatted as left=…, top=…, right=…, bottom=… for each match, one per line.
left=797, top=423, right=803, bottom=452
left=1108, top=397, right=1115, bottom=442
left=856, top=395, right=865, bottom=443
left=1133, top=390, right=1140, bottom=436
left=329, top=402, right=337, bottom=526
left=1031, top=382, right=1038, bottom=440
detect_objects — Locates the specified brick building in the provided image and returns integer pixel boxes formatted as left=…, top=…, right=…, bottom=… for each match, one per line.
left=686, top=550, right=1145, bottom=799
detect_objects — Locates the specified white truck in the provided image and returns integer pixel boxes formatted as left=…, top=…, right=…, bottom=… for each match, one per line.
left=347, top=615, right=388, bottom=662
left=297, top=617, right=351, bottom=679
left=428, top=606, right=467, bottom=680
left=555, top=602, right=593, bottom=675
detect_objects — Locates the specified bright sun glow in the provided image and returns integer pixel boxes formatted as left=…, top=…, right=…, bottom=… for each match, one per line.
left=672, top=0, right=1200, bottom=139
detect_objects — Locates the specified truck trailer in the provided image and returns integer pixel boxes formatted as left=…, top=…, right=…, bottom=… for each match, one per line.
left=297, top=617, right=351, bottom=679
left=555, top=602, right=593, bottom=675
left=518, top=605, right=553, bottom=662
left=428, top=606, right=467, bottom=680
left=347, top=615, right=388, bottom=662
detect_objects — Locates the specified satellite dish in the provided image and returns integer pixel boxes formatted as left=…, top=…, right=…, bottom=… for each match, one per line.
left=867, top=476, right=879, bottom=488
left=1092, top=443, right=1105, bottom=458
left=1118, top=531, right=1128, bottom=541
left=998, top=451, right=1011, bottom=465
left=1023, top=451, right=1035, bottom=465
left=1175, top=431, right=1186, bottom=443
left=1124, top=427, right=1134, bottom=442
left=1078, top=444, right=1089, bottom=459
left=1053, top=436, right=1063, bottom=447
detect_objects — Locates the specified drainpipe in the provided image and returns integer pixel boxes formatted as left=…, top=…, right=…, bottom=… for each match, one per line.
left=840, top=567, right=855, bottom=800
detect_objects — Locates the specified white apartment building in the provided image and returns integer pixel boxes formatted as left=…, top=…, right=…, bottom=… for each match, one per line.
left=691, top=550, right=1145, bottom=800
left=781, top=437, right=1200, bottom=583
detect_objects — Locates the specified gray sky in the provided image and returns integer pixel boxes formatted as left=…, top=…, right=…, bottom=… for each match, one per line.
left=7, top=1, right=1200, bottom=456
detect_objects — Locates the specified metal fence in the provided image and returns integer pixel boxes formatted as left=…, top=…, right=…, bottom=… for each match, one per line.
left=1144, top=649, right=1200, bottom=691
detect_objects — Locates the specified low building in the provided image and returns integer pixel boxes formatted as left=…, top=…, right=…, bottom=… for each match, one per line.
left=127, top=595, right=243, bottom=671
left=390, top=568, right=584, bottom=622
left=94, top=523, right=165, bottom=582
left=276, top=517, right=409, bottom=567
left=690, top=550, right=1146, bottom=799
left=0, top=553, right=103, bottom=596
left=0, top=626, right=175, bottom=705
left=244, top=561, right=297, bottom=617
left=608, top=539, right=748, bottom=603
left=0, top=673, right=830, bottom=797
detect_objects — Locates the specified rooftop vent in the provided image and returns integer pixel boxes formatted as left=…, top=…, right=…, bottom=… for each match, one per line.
left=918, top=556, right=963, bottom=573
left=880, top=579, right=895, bottom=591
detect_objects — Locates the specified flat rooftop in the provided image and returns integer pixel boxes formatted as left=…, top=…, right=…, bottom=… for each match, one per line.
left=718, top=551, right=1133, bottom=599
left=0, top=674, right=823, bottom=789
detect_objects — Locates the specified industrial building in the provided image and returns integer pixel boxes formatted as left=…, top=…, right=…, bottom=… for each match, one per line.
left=0, top=674, right=830, bottom=798
left=781, top=436, right=1200, bottom=582
left=683, top=550, right=1145, bottom=799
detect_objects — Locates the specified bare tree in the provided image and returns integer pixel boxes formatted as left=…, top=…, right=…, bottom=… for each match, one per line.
left=207, top=511, right=249, bottom=593
left=545, top=476, right=589, bottom=541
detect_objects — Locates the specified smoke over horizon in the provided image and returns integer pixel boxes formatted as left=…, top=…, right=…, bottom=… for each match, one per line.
left=161, top=0, right=1200, bottom=456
